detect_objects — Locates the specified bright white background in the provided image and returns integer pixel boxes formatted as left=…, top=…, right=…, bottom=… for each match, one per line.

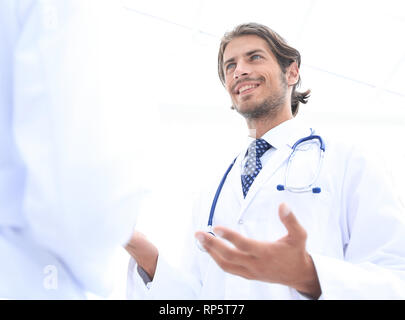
left=88, top=0, right=405, bottom=299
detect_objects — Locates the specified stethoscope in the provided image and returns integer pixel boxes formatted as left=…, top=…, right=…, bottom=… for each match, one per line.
left=197, top=130, right=325, bottom=251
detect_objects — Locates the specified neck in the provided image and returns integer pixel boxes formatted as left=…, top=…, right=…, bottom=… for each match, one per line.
left=246, top=107, right=293, bottom=138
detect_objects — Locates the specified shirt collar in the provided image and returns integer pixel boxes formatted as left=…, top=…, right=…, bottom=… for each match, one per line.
left=244, top=117, right=312, bottom=152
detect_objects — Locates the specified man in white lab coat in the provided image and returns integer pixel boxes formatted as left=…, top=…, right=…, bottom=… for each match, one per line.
left=126, top=23, right=405, bottom=299
left=0, top=0, right=148, bottom=299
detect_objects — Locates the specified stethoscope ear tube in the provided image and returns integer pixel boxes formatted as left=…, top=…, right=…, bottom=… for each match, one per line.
left=278, top=133, right=325, bottom=193
left=277, top=185, right=322, bottom=193
left=312, top=187, right=321, bottom=193
left=292, top=134, right=325, bottom=152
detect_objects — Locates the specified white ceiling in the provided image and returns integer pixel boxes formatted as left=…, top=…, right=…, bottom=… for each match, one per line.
left=120, top=0, right=405, bottom=114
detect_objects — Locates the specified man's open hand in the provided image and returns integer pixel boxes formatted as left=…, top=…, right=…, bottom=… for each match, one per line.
left=195, top=203, right=321, bottom=299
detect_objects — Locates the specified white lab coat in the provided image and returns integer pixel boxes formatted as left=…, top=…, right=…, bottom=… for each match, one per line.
left=127, top=118, right=405, bottom=299
left=0, top=0, right=152, bottom=299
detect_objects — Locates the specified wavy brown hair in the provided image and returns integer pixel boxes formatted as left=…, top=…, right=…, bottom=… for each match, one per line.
left=218, top=23, right=310, bottom=116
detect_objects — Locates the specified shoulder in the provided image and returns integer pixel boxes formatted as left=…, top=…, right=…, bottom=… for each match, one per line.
left=315, top=125, right=382, bottom=164
left=316, top=126, right=397, bottom=194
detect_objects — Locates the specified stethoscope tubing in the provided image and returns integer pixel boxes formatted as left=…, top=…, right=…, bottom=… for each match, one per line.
left=205, top=132, right=325, bottom=235
left=208, top=158, right=236, bottom=227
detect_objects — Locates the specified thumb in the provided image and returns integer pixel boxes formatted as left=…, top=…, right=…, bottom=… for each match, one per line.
left=278, top=203, right=307, bottom=243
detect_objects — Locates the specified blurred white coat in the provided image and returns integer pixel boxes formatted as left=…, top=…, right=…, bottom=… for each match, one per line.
left=0, top=0, right=153, bottom=299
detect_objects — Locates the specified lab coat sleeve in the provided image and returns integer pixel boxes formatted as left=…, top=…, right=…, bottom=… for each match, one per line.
left=126, top=234, right=204, bottom=299
left=126, top=257, right=151, bottom=299
left=126, top=192, right=206, bottom=299
left=126, top=253, right=201, bottom=300
left=7, top=0, right=154, bottom=296
left=311, top=146, right=405, bottom=299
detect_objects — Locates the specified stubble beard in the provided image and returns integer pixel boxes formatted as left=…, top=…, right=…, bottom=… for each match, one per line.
left=234, top=73, right=288, bottom=121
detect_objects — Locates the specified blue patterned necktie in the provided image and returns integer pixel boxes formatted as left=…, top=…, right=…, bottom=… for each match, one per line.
left=241, top=138, right=272, bottom=198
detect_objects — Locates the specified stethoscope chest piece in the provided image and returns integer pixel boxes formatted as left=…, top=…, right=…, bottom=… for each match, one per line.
left=196, top=226, right=216, bottom=252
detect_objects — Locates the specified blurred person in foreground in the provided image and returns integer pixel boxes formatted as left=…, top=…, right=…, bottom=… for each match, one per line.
left=0, top=0, right=150, bottom=299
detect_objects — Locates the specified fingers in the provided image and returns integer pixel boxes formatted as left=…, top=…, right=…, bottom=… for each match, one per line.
left=209, top=249, right=254, bottom=279
left=278, top=203, right=307, bottom=243
left=195, top=231, right=254, bottom=279
left=213, top=226, right=259, bottom=252
left=195, top=231, right=249, bottom=262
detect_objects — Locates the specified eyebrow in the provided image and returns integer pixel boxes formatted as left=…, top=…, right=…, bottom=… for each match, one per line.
left=223, top=49, right=267, bottom=67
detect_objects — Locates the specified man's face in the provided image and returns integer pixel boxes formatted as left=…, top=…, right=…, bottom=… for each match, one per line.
left=223, top=35, right=288, bottom=119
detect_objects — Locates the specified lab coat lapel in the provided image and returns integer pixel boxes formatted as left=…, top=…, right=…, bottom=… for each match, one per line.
left=227, top=153, right=244, bottom=205
left=239, top=145, right=291, bottom=215
left=231, top=119, right=312, bottom=217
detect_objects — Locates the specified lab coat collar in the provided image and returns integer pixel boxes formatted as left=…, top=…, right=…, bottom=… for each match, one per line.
left=244, top=117, right=311, bottom=152
left=225, top=117, right=312, bottom=210
left=237, top=117, right=312, bottom=215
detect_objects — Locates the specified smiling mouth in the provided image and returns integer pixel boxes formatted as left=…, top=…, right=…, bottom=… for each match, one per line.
left=238, top=84, right=260, bottom=95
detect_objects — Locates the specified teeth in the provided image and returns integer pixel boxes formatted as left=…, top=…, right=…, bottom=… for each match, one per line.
left=239, top=84, right=258, bottom=94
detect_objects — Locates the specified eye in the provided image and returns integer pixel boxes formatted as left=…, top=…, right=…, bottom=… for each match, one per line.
left=250, top=54, right=262, bottom=61
left=225, top=62, right=236, bottom=72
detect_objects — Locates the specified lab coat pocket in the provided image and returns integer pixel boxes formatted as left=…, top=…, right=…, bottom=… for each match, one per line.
left=247, top=179, right=334, bottom=249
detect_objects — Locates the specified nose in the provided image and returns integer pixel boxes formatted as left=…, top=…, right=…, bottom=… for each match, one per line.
left=233, top=61, right=250, bottom=80
left=234, top=70, right=248, bottom=80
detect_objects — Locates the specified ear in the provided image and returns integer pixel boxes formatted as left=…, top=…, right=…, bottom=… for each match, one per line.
left=286, top=61, right=299, bottom=87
